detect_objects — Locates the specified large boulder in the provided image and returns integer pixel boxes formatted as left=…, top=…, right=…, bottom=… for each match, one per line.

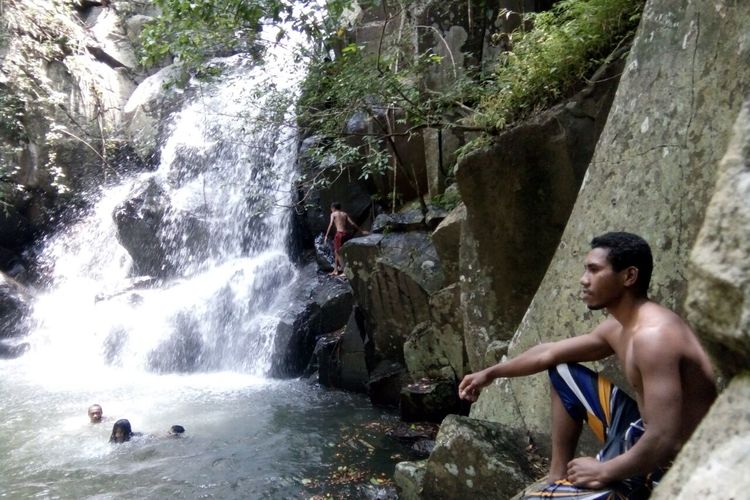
left=113, top=177, right=212, bottom=277
left=652, top=374, right=750, bottom=499
left=343, top=232, right=444, bottom=362
left=685, top=100, right=750, bottom=379
left=456, top=51, right=625, bottom=371
left=416, top=415, right=541, bottom=499
left=651, top=101, right=750, bottom=499
left=123, top=64, right=184, bottom=162
left=404, top=284, right=467, bottom=381
left=271, top=265, right=355, bottom=378
left=431, top=203, right=465, bottom=285
left=113, top=177, right=173, bottom=276
left=470, top=0, right=750, bottom=443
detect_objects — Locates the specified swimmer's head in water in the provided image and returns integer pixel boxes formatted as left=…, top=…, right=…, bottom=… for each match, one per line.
left=109, top=419, right=133, bottom=443
left=88, top=404, right=103, bottom=423
left=168, top=425, right=185, bottom=437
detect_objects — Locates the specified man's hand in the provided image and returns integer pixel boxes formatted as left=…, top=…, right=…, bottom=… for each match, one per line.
left=567, top=457, right=608, bottom=489
left=458, top=371, right=491, bottom=402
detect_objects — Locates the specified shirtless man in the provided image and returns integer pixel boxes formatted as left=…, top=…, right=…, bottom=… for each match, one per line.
left=323, top=202, right=367, bottom=276
left=458, top=232, right=717, bottom=497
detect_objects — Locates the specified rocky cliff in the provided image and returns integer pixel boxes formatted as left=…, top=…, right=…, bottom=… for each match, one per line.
left=407, top=0, right=750, bottom=498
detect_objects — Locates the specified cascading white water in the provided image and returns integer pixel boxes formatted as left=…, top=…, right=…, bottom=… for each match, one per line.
left=0, top=22, right=406, bottom=500
left=27, top=45, right=303, bottom=378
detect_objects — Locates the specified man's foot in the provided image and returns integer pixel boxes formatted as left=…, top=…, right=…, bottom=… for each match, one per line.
left=329, top=270, right=340, bottom=276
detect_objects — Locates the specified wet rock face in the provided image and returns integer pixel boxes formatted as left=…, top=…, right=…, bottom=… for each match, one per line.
left=113, top=178, right=172, bottom=276
left=113, top=177, right=212, bottom=277
left=270, top=264, right=356, bottom=378
left=0, top=271, right=33, bottom=339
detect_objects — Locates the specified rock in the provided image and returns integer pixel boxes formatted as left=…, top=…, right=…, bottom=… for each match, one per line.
left=337, top=308, right=371, bottom=392
left=403, top=283, right=466, bottom=382
left=113, top=177, right=173, bottom=276
left=113, top=177, right=211, bottom=277
left=271, top=299, right=321, bottom=377
left=399, top=378, right=463, bottom=423
left=371, top=210, right=425, bottom=233
left=394, top=460, right=427, bottom=500
left=420, top=415, right=540, bottom=499
left=404, top=319, right=465, bottom=382
left=0, top=271, right=33, bottom=338
left=313, top=308, right=372, bottom=392
left=312, top=333, right=342, bottom=386
left=651, top=374, right=750, bottom=499
left=311, top=273, right=353, bottom=333
left=0, top=340, right=30, bottom=359
left=123, top=64, right=185, bottom=162
left=431, top=203, right=464, bottom=285
left=343, top=232, right=444, bottom=362
left=368, top=360, right=407, bottom=407
left=456, top=51, right=625, bottom=370
left=314, top=233, right=335, bottom=272
left=424, top=206, right=448, bottom=230
left=86, top=7, right=138, bottom=69
left=471, top=0, right=750, bottom=442
left=685, top=100, right=750, bottom=379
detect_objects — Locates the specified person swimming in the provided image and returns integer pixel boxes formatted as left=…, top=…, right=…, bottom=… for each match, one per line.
left=109, top=419, right=136, bottom=444
left=167, top=425, right=185, bottom=437
left=88, top=404, right=104, bottom=424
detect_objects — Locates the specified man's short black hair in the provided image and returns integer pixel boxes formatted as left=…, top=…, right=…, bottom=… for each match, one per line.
left=591, top=232, right=653, bottom=296
left=331, top=202, right=341, bottom=210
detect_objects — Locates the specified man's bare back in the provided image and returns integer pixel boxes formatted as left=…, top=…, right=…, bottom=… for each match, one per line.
left=330, top=210, right=349, bottom=232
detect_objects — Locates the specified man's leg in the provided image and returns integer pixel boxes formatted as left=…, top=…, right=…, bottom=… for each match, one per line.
left=549, top=386, right=583, bottom=481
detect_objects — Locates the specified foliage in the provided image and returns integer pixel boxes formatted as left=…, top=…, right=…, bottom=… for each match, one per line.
left=430, top=187, right=461, bottom=212
left=475, top=0, right=645, bottom=132
left=139, top=0, right=356, bottom=73
left=138, top=0, right=645, bottom=211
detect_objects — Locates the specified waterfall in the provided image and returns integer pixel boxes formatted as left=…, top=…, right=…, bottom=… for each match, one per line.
left=25, top=31, right=308, bottom=380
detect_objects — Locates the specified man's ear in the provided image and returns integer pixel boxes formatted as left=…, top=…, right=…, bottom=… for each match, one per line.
left=623, top=266, right=639, bottom=288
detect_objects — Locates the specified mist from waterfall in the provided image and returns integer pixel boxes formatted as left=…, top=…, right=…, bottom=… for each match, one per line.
left=25, top=31, right=306, bottom=381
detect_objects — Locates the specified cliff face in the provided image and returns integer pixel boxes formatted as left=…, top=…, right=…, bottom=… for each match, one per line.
left=0, top=0, right=154, bottom=254
left=456, top=0, right=750, bottom=498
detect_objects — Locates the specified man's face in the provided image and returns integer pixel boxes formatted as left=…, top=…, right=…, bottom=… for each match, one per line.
left=88, top=406, right=103, bottom=423
left=580, top=247, right=625, bottom=310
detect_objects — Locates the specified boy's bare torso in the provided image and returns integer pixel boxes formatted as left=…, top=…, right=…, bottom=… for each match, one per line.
left=602, top=302, right=716, bottom=441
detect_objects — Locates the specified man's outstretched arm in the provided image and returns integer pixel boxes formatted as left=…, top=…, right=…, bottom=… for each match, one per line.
left=346, top=214, right=367, bottom=234
left=458, top=319, right=617, bottom=402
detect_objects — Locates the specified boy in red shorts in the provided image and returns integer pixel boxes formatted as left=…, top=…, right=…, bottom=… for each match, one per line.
left=323, top=202, right=367, bottom=276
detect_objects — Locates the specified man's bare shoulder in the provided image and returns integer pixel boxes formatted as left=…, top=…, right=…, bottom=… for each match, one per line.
left=631, top=302, right=699, bottom=360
